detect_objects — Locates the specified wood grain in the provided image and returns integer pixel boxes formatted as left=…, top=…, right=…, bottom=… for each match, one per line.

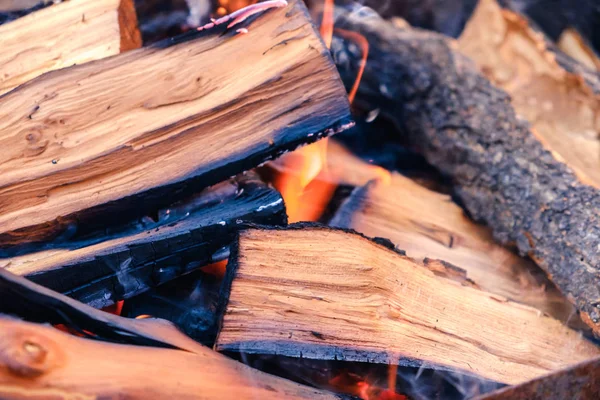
left=0, top=317, right=343, bottom=400
left=331, top=172, right=576, bottom=323
left=0, top=0, right=351, bottom=251
left=458, top=0, right=600, bottom=188
left=0, top=0, right=141, bottom=95
left=0, top=175, right=286, bottom=308
left=332, top=6, right=600, bottom=336
left=217, top=226, right=599, bottom=385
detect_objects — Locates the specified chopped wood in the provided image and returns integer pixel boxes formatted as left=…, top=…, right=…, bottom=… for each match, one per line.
left=332, top=8, right=600, bottom=336
left=458, top=0, right=600, bottom=188
left=0, top=265, right=210, bottom=352
left=216, top=226, right=599, bottom=385
left=476, top=356, right=600, bottom=400
left=558, top=28, right=600, bottom=71
left=0, top=0, right=351, bottom=251
left=0, top=0, right=141, bottom=95
left=0, top=317, right=345, bottom=400
left=0, top=175, right=285, bottom=308
left=331, top=172, right=576, bottom=323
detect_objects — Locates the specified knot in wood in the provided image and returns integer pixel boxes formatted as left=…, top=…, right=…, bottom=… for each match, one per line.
left=0, top=333, right=53, bottom=377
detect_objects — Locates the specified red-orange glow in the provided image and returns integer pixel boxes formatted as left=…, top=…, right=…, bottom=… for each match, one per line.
left=102, top=300, right=124, bottom=316
left=320, top=0, right=335, bottom=48
left=135, top=314, right=153, bottom=320
left=201, top=259, right=229, bottom=280
left=273, top=139, right=336, bottom=222
left=329, top=371, right=407, bottom=400
left=334, top=28, right=369, bottom=104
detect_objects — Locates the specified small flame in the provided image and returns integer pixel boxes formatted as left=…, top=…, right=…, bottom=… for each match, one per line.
left=201, top=259, right=229, bottom=280
left=102, top=300, right=124, bottom=316
left=329, top=370, right=408, bottom=400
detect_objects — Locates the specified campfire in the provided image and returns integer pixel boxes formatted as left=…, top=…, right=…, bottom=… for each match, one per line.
left=1, top=0, right=600, bottom=399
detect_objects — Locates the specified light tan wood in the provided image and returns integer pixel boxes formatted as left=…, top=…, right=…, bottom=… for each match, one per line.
left=217, top=227, right=600, bottom=385
left=558, top=28, right=600, bottom=71
left=331, top=172, right=576, bottom=323
left=458, top=0, right=600, bottom=188
left=0, top=317, right=339, bottom=400
left=0, top=0, right=350, bottom=249
left=0, top=0, right=141, bottom=95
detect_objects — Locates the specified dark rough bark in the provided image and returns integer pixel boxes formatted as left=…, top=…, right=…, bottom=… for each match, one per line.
left=2, top=174, right=286, bottom=308
left=476, top=356, right=600, bottom=400
left=332, top=11, right=600, bottom=335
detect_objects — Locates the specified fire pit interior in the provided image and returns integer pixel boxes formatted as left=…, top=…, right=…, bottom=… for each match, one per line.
left=1, top=0, right=600, bottom=399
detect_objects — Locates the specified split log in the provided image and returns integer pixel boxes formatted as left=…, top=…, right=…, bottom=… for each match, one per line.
left=0, top=264, right=211, bottom=351
left=0, top=317, right=345, bottom=400
left=332, top=7, right=600, bottom=336
left=331, top=173, right=576, bottom=323
left=216, top=226, right=599, bottom=385
left=558, top=28, right=600, bottom=71
left=458, top=0, right=600, bottom=188
left=0, top=0, right=352, bottom=252
left=477, top=356, right=600, bottom=400
left=0, top=0, right=141, bottom=95
left=0, top=175, right=285, bottom=308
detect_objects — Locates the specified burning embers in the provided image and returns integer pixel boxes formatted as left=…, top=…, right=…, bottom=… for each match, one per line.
left=1, top=0, right=600, bottom=399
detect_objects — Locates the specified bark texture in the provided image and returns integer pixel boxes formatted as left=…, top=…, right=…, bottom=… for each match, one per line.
left=333, top=9, right=600, bottom=336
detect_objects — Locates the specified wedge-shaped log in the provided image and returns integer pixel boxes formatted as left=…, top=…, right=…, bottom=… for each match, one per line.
left=332, top=7, right=600, bottom=336
left=0, top=317, right=343, bottom=400
left=216, top=226, right=599, bottom=385
left=477, top=356, right=600, bottom=400
left=331, top=172, right=575, bottom=323
left=0, top=0, right=141, bottom=95
left=0, top=175, right=286, bottom=308
left=0, top=0, right=351, bottom=251
left=459, top=0, right=600, bottom=188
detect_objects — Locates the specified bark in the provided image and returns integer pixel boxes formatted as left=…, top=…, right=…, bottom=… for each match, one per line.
left=332, top=7, right=600, bottom=336
left=0, top=0, right=352, bottom=251
left=216, top=225, right=599, bottom=385
left=331, top=172, right=577, bottom=324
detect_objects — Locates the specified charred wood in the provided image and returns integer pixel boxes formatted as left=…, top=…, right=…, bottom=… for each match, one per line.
left=0, top=175, right=285, bottom=308
left=216, top=225, right=598, bottom=385
left=0, top=0, right=351, bottom=251
left=332, top=7, right=600, bottom=337
left=0, top=0, right=141, bottom=95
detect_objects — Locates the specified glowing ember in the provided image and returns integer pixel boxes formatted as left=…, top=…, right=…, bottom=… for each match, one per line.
left=102, top=299, right=124, bottom=316
left=201, top=259, right=229, bottom=280
left=329, top=371, right=408, bottom=400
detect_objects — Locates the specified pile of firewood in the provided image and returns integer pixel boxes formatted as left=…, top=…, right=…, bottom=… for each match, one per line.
left=1, top=0, right=600, bottom=399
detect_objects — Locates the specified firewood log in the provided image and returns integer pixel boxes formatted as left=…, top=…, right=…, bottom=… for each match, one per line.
left=476, top=356, right=600, bottom=400
left=332, top=6, right=600, bottom=336
left=0, top=0, right=351, bottom=253
left=331, top=172, right=576, bottom=324
left=0, top=317, right=345, bottom=400
left=0, top=175, right=285, bottom=308
left=0, top=0, right=141, bottom=95
left=458, top=0, right=600, bottom=188
left=216, top=226, right=599, bottom=385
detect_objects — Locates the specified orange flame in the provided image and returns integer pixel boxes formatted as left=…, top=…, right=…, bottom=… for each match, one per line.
left=329, top=371, right=407, bottom=400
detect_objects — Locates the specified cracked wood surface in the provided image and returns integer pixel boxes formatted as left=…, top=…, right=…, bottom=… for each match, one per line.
left=331, top=172, right=576, bottom=324
left=216, top=226, right=599, bottom=385
left=332, top=8, right=600, bottom=336
left=0, top=0, right=351, bottom=251
left=0, top=0, right=141, bottom=96
left=0, top=175, right=285, bottom=308
left=0, top=317, right=343, bottom=400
